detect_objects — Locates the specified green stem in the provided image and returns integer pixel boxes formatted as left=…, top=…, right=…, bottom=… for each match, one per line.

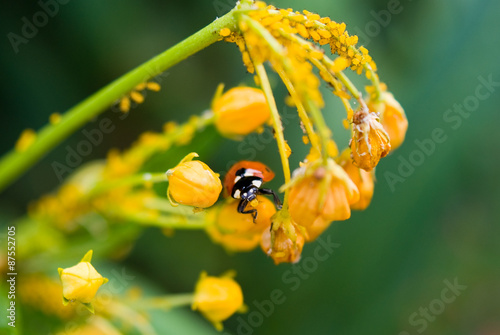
left=129, top=212, right=206, bottom=230
left=335, top=70, right=362, bottom=100
left=363, top=62, right=383, bottom=101
left=89, top=172, right=168, bottom=197
left=134, top=293, right=195, bottom=310
left=306, top=100, right=331, bottom=164
left=0, top=3, right=248, bottom=193
left=255, top=64, right=291, bottom=205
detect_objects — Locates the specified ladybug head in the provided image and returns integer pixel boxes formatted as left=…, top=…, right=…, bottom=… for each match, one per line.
left=239, top=185, right=258, bottom=202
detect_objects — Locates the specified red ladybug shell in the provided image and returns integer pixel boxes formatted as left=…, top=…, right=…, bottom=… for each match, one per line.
left=223, top=161, right=275, bottom=197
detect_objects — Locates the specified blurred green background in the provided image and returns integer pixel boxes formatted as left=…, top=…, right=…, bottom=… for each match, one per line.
left=1, top=0, right=499, bottom=334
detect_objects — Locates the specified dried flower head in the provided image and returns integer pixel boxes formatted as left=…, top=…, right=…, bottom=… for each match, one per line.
left=350, top=108, right=391, bottom=171
left=261, top=222, right=305, bottom=264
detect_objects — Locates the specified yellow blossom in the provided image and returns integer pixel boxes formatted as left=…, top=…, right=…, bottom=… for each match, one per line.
left=212, top=87, right=271, bottom=138
left=206, top=197, right=276, bottom=252
left=192, top=271, right=244, bottom=330
left=166, top=153, right=222, bottom=208
left=286, top=159, right=360, bottom=227
left=303, top=217, right=331, bottom=242
left=58, top=250, right=108, bottom=310
left=369, top=91, right=408, bottom=150
left=339, top=150, right=374, bottom=210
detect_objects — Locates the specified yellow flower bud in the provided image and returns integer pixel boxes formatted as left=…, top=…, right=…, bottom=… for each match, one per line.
left=166, top=153, right=222, bottom=208
left=350, top=108, right=391, bottom=171
left=369, top=91, right=408, bottom=151
left=212, top=87, right=271, bottom=138
left=339, top=150, right=374, bottom=210
left=261, top=223, right=305, bottom=265
left=58, top=250, right=108, bottom=308
left=287, top=159, right=359, bottom=227
left=206, top=197, right=276, bottom=252
left=303, top=217, right=331, bottom=242
left=192, top=272, right=244, bottom=330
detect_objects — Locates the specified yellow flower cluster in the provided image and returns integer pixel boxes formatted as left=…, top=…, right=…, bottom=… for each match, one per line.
left=6, top=2, right=413, bottom=334
left=29, top=183, right=89, bottom=231
left=211, top=1, right=409, bottom=265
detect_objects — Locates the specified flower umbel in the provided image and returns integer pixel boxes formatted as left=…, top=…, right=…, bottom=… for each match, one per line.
left=58, top=250, right=108, bottom=312
left=192, top=271, right=245, bottom=330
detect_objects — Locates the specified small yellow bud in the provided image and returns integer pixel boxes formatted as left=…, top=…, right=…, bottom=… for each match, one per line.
left=192, top=272, right=244, bottom=330
left=49, top=113, right=62, bottom=125
left=146, top=81, right=161, bottom=92
left=212, top=87, right=271, bottom=138
left=339, top=150, right=374, bottom=210
left=166, top=153, right=222, bottom=208
left=219, top=28, right=231, bottom=37
left=206, top=197, right=276, bottom=252
left=15, top=129, right=36, bottom=152
left=58, top=250, right=107, bottom=309
left=130, top=91, right=144, bottom=104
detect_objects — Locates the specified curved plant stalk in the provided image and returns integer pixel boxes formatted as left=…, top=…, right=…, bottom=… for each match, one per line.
left=0, top=2, right=252, bottom=193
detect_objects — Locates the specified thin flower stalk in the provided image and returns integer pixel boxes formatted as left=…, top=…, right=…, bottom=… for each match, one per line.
left=274, top=65, right=320, bottom=154
left=255, top=63, right=291, bottom=206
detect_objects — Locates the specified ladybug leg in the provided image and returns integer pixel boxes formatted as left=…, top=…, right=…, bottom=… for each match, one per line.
left=258, top=188, right=282, bottom=210
left=238, top=199, right=258, bottom=223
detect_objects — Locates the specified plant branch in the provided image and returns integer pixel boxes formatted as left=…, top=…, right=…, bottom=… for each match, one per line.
left=0, top=3, right=248, bottom=193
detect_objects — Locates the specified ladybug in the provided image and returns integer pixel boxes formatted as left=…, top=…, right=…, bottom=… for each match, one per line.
left=224, top=161, right=282, bottom=221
